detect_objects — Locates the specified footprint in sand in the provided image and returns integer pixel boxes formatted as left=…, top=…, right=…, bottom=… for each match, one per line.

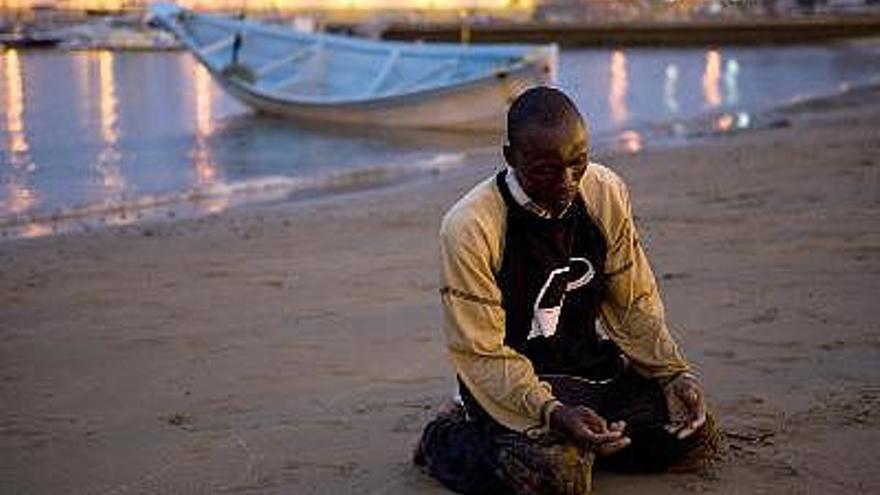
left=751, top=307, right=779, bottom=325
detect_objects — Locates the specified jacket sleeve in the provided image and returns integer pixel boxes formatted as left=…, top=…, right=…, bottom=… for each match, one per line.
left=596, top=175, right=691, bottom=381
left=439, top=213, right=555, bottom=432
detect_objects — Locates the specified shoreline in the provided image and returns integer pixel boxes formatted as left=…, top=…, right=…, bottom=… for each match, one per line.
left=1, top=77, right=879, bottom=493
left=375, top=16, right=880, bottom=46
left=4, top=77, right=879, bottom=244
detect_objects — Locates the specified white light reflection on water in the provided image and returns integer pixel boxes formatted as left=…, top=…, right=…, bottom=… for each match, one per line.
left=725, top=59, right=740, bottom=105
left=664, top=64, right=680, bottom=114
left=609, top=50, right=628, bottom=125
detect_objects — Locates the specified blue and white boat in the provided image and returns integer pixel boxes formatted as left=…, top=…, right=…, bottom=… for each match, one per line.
left=149, top=3, right=557, bottom=131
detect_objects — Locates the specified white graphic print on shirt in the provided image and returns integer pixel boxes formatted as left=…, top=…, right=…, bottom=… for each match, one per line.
left=527, top=257, right=595, bottom=340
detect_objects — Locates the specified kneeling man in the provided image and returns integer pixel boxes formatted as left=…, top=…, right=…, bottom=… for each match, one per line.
left=415, top=87, right=719, bottom=495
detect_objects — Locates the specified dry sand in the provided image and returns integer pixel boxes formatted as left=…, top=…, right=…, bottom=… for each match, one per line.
left=1, top=86, right=879, bottom=494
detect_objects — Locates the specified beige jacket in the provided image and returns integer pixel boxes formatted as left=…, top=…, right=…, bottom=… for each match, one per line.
left=439, top=162, right=690, bottom=432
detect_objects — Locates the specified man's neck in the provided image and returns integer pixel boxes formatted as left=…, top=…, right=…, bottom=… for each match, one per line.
left=505, top=167, right=571, bottom=219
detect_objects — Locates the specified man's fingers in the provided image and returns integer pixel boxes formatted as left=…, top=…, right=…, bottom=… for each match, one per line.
left=577, top=409, right=608, bottom=433
left=664, top=377, right=708, bottom=440
left=554, top=405, right=628, bottom=449
left=676, top=420, right=701, bottom=440
left=668, top=407, right=706, bottom=439
left=664, top=421, right=685, bottom=436
left=681, top=383, right=707, bottom=439
left=595, top=436, right=631, bottom=457
left=577, top=425, right=623, bottom=444
left=677, top=410, right=707, bottom=439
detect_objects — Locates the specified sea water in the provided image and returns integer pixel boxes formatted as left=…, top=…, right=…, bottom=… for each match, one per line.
left=2, top=41, right=879, bottom=239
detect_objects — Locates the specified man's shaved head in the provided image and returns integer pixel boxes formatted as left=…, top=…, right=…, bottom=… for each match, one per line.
left=506, top=86, right=584, bottom=145
left=503, top=86, right=590, bottom=217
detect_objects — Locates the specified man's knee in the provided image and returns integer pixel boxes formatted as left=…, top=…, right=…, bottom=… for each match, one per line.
left=415, top=405, right=506, bottom=495
left=494, top=433, right=594, bottom=495
left=415, top=406, right=594, bottom=495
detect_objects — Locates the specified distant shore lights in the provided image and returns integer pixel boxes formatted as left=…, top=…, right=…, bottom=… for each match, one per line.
left=0, top=0, right=533, bottom=11
left=178, top=0, right=531, bottom=9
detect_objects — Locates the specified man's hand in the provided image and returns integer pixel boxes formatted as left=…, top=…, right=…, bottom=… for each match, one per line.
left=663, top=372, right=707, bottom=439
left=549, top=404, right=631, bottom=456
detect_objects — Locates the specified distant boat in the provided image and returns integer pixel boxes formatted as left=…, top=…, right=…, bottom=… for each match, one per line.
left=149, top=3, right=557, bottom=131
left=0, top=28, right=63, bottom=49
left=59, top=17, right=181, bottom=52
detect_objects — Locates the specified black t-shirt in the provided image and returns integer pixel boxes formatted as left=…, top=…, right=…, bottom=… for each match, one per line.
left=460, top=171, right=624, bottom=427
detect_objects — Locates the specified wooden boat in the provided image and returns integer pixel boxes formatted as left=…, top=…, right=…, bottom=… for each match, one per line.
left=149, top=4, right=557, bottom=131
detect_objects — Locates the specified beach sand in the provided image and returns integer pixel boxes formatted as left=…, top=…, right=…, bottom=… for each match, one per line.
left=1, top=86, right=879, bottom=494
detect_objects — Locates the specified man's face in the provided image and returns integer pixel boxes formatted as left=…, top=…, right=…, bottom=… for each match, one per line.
left=505, top=120, right=590, bottom=217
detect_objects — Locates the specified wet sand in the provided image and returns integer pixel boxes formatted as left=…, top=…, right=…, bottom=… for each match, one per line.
left=1, top=85, right=879, bottom=494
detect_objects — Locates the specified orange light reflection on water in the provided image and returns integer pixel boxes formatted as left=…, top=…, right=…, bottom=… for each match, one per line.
left=715, top=113, right=734, bottom=132
left=98, top=51, right=119, bottom=145
left=617, top=129, right=643, bottom=154
left=609, top=50, right=628, bottom=126
left=19, top=222, right=52, bottom=239
left=703, top=49, right=722, bottom=109
left=4, top=50, right=29, bottom=156
left=94, top=50, right=127, bottom=196
left=2, top=49, right=38, bottom=215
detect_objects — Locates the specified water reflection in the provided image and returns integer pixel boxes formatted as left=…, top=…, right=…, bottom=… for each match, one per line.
left=616, top=129, right=643, bottom=154
left=94, top=50, right=128, bottom=206
left=19, top=223, right=52, bottom=239
left=725, top=59, right=740, bottom=105
left=703, top=49, right=722, bottom=109
left=0, top=45, right=877, bottom=240
left=2, top=49, right=38, bottom=217
left=713, top=111, right=752, bottom=132
left=192, top=64, right=229, bottom=214
left=715, top=113, right=734, bottom=132
left=609, top=50, right=628, bottom=125
left=664, top=64, right=680, bottom=114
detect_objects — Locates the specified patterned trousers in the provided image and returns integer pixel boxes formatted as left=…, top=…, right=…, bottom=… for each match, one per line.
left=414, top=370, right=721, bottom=495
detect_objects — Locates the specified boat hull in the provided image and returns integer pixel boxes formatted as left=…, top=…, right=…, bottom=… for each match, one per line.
left=215, top=58, right=552, bottom=131
left=150, top=3, right=557, bottom=131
